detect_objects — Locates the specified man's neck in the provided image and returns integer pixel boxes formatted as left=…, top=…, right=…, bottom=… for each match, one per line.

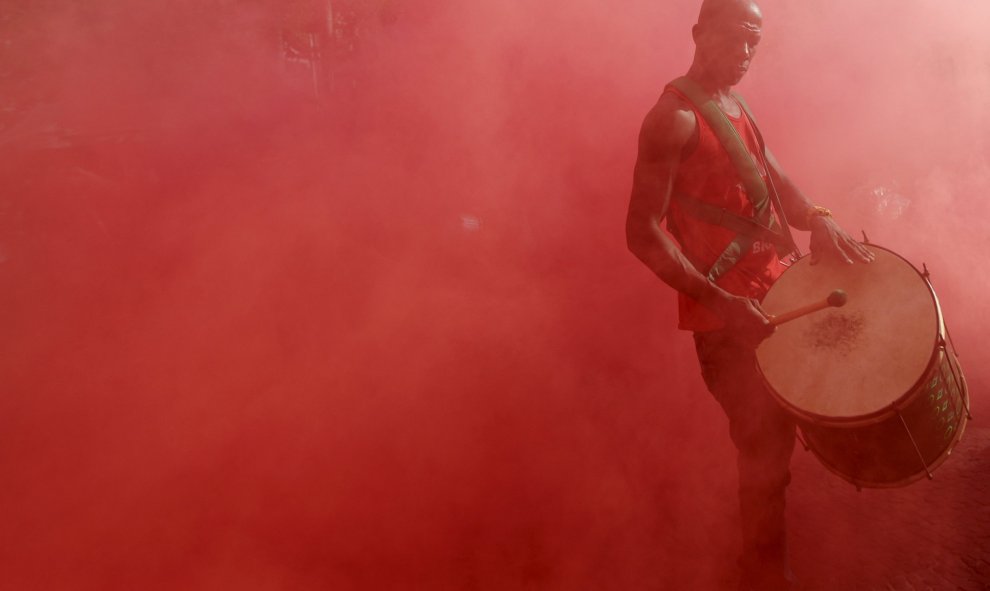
left=685, top=63, right=732, bottom=99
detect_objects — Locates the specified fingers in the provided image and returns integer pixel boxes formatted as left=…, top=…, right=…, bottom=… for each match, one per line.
left=724, top=297, right=774, bottom=339
left=812, top=233, right=874, bottom=265
left=830, top=235, right=854, bottom=264
left=809, top=217, right=875, bottom=264
left=746, top=299, right=775, bottom=338
left=836, top=236, right=874, bottom=264
left=850, top=241, right=876, bottom=263
left=750, top=298, right=772, bottom=320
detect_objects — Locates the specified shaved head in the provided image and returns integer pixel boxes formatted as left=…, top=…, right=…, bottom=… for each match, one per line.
left=697, top=0, right=762, bottom=27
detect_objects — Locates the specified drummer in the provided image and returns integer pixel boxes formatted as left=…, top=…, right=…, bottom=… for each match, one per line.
left=625, top=0, right=873, bottom=589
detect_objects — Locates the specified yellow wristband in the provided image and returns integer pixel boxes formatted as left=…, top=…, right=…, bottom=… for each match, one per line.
left=806, top=205, right=832, bottom=227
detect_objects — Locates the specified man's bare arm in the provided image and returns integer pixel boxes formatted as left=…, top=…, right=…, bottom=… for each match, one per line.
left=765, top=148, right=874, bottom=264
left=763, top=148, right=816, bottom=230
left=625, top=100, right=714, bottom=300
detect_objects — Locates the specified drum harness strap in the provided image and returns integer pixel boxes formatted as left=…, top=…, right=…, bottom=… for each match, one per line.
left=667, top=76, right=800, bottom=282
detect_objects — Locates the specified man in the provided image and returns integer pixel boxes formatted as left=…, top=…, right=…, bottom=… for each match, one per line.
left=625, top=1, right=873, bottom=589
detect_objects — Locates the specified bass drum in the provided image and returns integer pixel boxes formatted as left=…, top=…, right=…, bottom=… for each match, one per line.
left=756, top=245, right=970, bottom=488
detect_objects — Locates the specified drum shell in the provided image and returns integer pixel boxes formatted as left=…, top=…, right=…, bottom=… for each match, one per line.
left=796, top=341, right=969, bottom=488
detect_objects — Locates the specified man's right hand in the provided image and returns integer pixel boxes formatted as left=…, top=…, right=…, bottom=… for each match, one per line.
left=703, top=290, right=776, bottom=343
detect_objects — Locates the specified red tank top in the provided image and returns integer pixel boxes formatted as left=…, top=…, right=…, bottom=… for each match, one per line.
left=664, top=85, right=787, bottom=332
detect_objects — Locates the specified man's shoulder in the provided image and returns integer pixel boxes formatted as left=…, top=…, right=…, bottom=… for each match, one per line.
left=640, top=88, right=696, bottom=147
left=650, top=87, right=694, bottom=120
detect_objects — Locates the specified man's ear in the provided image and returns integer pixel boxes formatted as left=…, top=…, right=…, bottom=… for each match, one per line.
left=691, top=23, right=701, bottom=43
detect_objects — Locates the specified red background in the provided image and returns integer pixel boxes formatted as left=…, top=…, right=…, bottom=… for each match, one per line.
left=1, top=1, right=987, bottom=588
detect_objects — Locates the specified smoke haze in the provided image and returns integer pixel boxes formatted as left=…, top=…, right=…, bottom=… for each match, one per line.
left=1, top=0, right=988, bottom=589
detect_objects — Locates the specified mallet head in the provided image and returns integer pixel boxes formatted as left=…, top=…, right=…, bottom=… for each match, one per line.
left=827, top=289, right=848, bottom=308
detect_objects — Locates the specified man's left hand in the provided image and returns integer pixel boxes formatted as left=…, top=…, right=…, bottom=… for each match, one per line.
left=809, top=216, right=875, bottom=265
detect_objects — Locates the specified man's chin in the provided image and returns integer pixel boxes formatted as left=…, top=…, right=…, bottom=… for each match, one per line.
left=726, top=70, right=747, bottom=87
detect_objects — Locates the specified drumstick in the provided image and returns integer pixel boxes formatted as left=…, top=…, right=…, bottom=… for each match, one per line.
left=769, top=289, right=848, bottom=327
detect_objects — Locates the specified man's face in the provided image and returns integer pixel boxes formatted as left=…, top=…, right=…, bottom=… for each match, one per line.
left=693, top=7, right=763, bottom=87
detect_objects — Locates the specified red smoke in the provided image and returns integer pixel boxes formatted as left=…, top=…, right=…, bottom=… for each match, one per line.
left=0, top=0, right=986, bottom=589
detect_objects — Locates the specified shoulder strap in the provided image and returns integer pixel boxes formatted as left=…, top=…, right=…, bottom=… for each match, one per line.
left=673, top=192, right=792, bottom=251
left=670, top=77, right=769, bottom=213
left=732, top=90, right=801, bottom=257
left=668, top=77, right=797, bottom=281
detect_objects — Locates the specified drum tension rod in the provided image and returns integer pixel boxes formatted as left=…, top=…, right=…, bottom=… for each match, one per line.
left=922, top=263, right=931, bottom=279
left=795, top=428, right=810, bottom=452
left=898, top=411, right=934, bottom=481
left=861, top=230, right=871, bottom=245
left=940, top=335, right=972, bottom=420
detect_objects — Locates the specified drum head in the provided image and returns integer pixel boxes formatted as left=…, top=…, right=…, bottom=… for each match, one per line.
left=756, top=246, right=939, bottom=420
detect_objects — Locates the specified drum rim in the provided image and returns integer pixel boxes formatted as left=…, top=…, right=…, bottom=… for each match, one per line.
left=757, top=244, right=942, bottom=425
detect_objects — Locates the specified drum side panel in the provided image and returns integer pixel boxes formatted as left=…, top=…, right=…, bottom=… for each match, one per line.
left=802, top=413, right=924, bottom=486
left=902, top=347, right=969, bottom=466
left=757, top=248, right=938, bottom=419
left=799, top=347, right=969, bottom=488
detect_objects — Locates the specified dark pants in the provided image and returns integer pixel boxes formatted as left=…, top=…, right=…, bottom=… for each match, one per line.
left=694, top=330, right=797, bottom=591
